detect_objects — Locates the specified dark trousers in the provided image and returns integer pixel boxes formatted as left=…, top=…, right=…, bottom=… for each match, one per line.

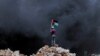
left=51, top=36, right=56, bottom=46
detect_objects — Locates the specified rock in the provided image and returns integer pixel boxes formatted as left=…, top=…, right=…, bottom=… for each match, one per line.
left=0, top=45, right=76, bottom=56
left=0, top=49, right=27, bottom=56
left=34, top=45, right=76, bottom=56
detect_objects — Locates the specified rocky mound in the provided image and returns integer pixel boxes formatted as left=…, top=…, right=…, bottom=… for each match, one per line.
left=0, top=49, right=27, bottom=56
left=0, top=45, right=76, bottom=56
left=32, top=45, right=76, bottom=56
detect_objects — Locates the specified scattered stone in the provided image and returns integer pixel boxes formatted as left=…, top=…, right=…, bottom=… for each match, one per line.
left=0, top=45, right=76, bottom=56
left=0, top=49, right=27, bottom=56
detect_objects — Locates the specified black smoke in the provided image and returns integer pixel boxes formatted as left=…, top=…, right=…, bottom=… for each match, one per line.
left=0, top=0, right=100, bottom=56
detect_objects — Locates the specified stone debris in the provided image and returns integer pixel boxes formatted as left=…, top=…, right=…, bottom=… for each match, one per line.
left=33, top=45, right=76, bottom=56
left=0, top=48, right=27, bottom=56
left=0, top=45, right=76, bottom=56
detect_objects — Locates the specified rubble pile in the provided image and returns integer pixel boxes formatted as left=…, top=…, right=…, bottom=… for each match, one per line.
left=0, top=45, right=76, bottom=56
left=0, top=49, right=27, bottom=56
left=33, top=45, right=76, bottom=56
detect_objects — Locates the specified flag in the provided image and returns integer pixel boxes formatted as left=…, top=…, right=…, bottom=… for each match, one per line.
left=51, top=19, right=59, bottom=29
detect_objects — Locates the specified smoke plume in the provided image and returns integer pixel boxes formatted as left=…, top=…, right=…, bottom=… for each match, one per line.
left=0, top=0, right=100, bottom=56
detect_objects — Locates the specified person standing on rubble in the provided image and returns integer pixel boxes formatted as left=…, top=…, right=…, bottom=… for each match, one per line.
left=50, top=19, right=59, bottom=46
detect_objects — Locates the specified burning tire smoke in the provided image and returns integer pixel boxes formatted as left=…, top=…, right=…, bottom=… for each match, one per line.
left=0, top=0, right=100, bottom=56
